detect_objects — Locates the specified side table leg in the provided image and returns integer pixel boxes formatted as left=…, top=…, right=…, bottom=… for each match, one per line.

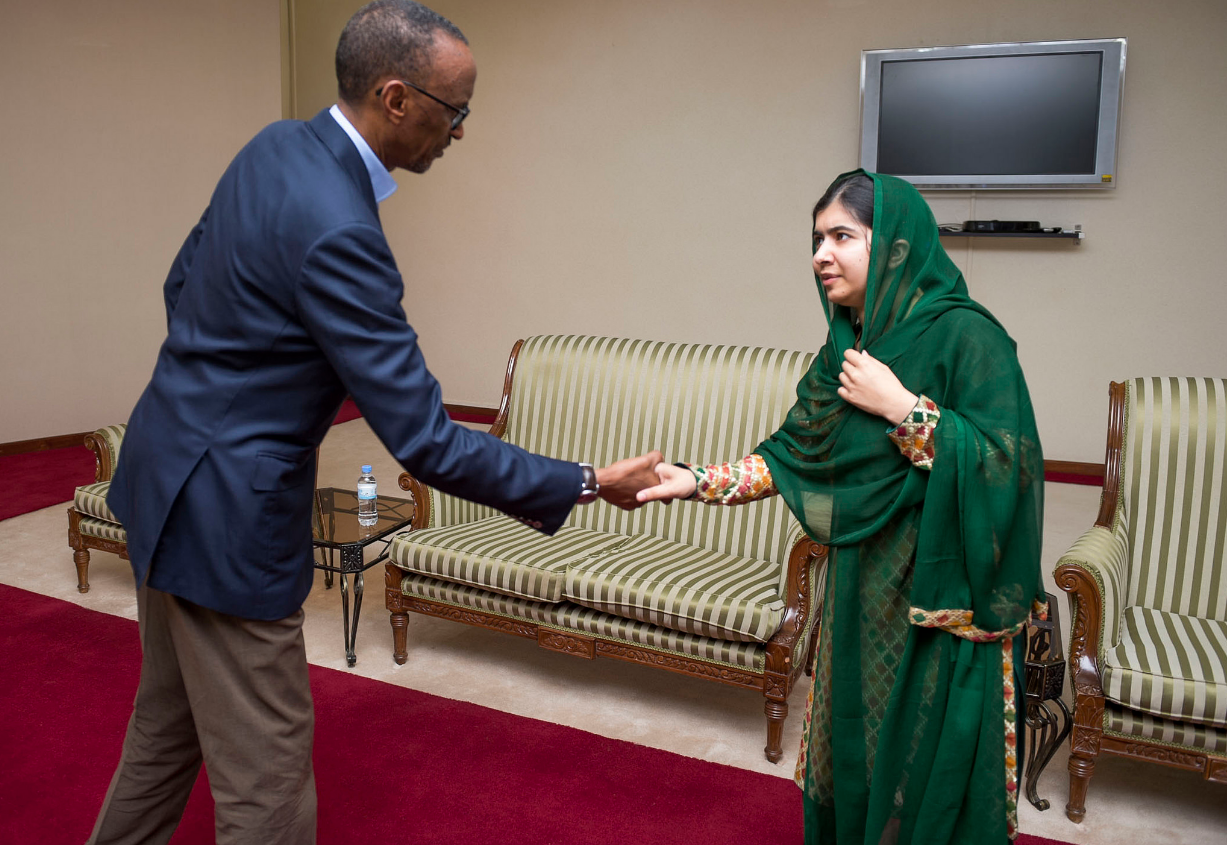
left=338, top=545, right=365, bottom=667
left=1025, top=697, right=1072, bottom=811
left=324, top=547, right=334, bottom=589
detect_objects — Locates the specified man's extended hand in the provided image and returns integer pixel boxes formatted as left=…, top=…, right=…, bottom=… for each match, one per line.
left=596, top=450, right=665, bottom=510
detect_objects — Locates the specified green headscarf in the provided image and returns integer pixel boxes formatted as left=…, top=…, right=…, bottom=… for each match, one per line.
left=757, top=168, right=1043, bottom=634
left=757, top=170, right=1045, bottom=843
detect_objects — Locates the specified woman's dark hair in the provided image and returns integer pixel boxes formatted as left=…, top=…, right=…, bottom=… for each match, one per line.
left=812, top=173, right=874, bottom=229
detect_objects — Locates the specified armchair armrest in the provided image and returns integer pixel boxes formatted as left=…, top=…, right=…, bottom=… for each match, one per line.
left=83, top=424, right=127, bottom=483
left=1053, top=508, right=1131, bottom=700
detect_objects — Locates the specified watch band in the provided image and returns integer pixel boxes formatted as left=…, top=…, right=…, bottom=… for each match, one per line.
left=577, top=463, right=600, bottom=504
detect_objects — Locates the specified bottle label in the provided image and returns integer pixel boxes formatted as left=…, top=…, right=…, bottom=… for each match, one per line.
left=357, top=482, right=377, bottom=500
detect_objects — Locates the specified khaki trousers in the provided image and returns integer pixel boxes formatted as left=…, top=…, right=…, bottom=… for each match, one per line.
left=88, top=586, right=316, bottom=845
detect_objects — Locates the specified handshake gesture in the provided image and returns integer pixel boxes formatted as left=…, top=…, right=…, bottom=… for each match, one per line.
left=594, top=453, right=697, bottom=509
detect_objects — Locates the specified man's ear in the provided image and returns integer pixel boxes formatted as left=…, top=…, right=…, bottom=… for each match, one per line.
left=887, top=239, right=910, bottom=269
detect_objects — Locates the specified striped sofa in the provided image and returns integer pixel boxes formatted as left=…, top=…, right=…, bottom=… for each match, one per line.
left=1055, top=378, right=1227, bottom=821
left=385, top=335, right=827, bottom=762
left=66, top=424, right=130, bottom=592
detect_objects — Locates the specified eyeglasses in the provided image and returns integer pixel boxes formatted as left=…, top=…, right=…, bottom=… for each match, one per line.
left=375, top=79, right=469, bottom=130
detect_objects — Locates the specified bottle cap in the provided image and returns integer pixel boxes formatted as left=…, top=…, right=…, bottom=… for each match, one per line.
left=361, top=465, right=372, bottom=474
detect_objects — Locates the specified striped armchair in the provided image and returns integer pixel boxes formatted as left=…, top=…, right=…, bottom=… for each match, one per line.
left=1055, top=378, right=1227, bottom=822
left=66, top=424, right=129, bottom=592
left=386, top=335, right=828, bottom=762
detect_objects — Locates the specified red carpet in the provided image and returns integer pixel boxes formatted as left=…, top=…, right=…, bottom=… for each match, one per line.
left=0, top=400, right=364, bottom=523
left=0, top=584, right=805, bottom=844
left=0, top=445, right=95, bottom=521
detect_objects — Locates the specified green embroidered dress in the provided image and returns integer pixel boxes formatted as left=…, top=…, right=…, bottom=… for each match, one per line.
left=691, top=171, right=1045, bottom=844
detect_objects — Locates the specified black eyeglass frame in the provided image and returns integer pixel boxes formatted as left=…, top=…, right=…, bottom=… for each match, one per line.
left=375, top=79, right=469, bottom=130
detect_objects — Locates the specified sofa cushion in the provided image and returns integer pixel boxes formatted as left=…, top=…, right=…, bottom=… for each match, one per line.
left=74, top=482, right=120, bottom=524
left=563, top=534, right=786, bottom=643
left=78, top=515, right=128, bottom=543
left=399, top=572, right=767, bottom=671
left=1105, top=702, right=1227, bottom=755
left=1103, top=606, right=1227, bottom=727
left=388, top=517, right=631, bottom=603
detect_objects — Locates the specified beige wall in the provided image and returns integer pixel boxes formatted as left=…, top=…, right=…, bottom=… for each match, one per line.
left=6, top=0, right=1225, bottom=464
left=290, top=0, right=1227, bottom=463
left=0, top=0, right=282, bottom=442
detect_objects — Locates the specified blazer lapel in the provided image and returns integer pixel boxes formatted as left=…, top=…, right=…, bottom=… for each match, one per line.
left=307, top=108, right=380, bottom=217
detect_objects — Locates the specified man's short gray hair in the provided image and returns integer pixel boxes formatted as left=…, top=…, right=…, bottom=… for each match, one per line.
left=335, top=0, right=467, bottom=105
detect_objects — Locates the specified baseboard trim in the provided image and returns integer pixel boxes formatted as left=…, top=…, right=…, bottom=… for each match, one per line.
left=1044, top=460, right=1104, bottom=486
left=0, top=412, right=1107, bottom=489
left=0, top=432, right=91, bottom=457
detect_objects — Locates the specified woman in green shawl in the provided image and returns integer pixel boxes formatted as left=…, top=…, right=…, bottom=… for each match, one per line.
left=639, top=170, right=1046, bottom=845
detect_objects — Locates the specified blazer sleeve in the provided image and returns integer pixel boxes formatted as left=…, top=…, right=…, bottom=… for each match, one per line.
left=164, top=207, right=211, bottom=327
left=293, top=222, right=582, bottom=534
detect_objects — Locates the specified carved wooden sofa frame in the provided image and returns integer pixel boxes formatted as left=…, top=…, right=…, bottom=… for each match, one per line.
left=385, top=337, right=827, bottom=763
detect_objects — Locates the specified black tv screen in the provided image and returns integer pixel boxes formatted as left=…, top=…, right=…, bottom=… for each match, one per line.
left=878, top=53, right=1103, bottom=176
left=859, top=39, right=1126, bottom=189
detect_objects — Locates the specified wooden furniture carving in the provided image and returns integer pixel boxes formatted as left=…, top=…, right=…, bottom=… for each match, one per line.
left=386, top=335, right=828, bottom=762
left=66, top=425, right=130, bottom=592
left=1055, top=379, right=1227, bottom=822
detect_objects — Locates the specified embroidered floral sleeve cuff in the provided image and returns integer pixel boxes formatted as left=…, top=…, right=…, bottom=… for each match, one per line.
left=686, top=454, right=779, bottom=505
left=887, top=394, right=941, bottom=469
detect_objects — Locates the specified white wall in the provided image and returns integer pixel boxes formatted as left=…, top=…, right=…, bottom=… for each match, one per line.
left=293, top=0, right=1227, bottom=463
left=0, top=0, right=283, bottom=442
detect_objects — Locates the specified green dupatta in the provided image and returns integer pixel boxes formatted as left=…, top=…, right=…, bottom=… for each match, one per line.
left=756, top=171, right=1045, bottom=844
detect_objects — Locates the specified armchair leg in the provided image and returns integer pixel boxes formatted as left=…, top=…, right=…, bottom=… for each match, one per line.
left=390, top=611, right=409, bottom=665
left=764, top=698, right=788, bottom=763
left=74, top=548, right=91, bottom=593
left=1065, top=748, right=1095, bottom=822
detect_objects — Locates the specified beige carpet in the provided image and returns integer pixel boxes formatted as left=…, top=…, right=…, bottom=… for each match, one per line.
left=5, top=417, right=1223, bottom=843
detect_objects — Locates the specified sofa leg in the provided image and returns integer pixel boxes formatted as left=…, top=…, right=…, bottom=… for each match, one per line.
left=1065, top=749, right=1095, bottom=822
left=764, top=698, right=788, bottom=763
left=390, top=611, right=408, bottom=665
left=74, top=548, right=91, bottom=593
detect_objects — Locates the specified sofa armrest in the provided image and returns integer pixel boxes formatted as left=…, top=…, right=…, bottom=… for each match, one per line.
left=84, top=424, right=127, bottom=483
left=764, top=533, right=827, bottom=678
left=1053, top=510, right=1131, bottom=701
left=395, top=471, right=433, bottom=533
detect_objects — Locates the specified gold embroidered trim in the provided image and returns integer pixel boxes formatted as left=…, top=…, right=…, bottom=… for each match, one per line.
left=887, top=394, right=940, bottom=469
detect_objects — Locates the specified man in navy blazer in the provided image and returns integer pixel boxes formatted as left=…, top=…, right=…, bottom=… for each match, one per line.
left=90, top=3, right=659, bottom=842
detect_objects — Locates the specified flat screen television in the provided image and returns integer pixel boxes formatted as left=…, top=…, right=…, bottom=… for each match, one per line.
left=859, top=38, right=1127, bottom=189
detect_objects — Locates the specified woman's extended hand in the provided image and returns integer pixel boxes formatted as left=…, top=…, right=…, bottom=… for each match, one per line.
left=635, top=462, right=697, bottom=503
left=838, top=349, right=918, bottom=424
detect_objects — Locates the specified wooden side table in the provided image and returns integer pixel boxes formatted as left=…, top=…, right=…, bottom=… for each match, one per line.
left=1024, top=591, right=1073, bottom=811
left=311, top=487, right=415, bottom=666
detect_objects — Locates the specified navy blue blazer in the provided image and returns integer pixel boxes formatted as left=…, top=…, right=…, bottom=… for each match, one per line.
left=109, top=109, right=581, bottom=620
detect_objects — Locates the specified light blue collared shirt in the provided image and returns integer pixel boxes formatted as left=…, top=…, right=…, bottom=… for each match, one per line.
left=329, top=104, right=398, bottom=204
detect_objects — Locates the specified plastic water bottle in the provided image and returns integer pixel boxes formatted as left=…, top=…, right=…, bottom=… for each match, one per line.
left=357, top=465, right=378, bottom=527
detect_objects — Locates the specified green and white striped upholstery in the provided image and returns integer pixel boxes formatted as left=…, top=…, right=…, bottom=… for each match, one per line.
left=1103, top=607, right=1227, bottom=726
left=1105, top=703, right=1227, bottom=755
left=1119, top=378, right=1227, bottom=621
left=74, top=482, right=119, bottom=524
left=388, top=517, right=631, bottom=602
left=78, top=515, right=127, bottom=543
left=394, top=335, right=818, bottom=653
left=564, top=534, right=787, bottom=642
left=400, top=571, right=767, bottom=670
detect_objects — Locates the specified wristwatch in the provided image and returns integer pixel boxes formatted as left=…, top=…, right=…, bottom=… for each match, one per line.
left=577, top=463, right=600, bottom=504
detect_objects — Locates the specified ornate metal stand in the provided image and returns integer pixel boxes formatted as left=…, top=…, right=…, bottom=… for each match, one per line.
left=312, top=488, right=414, bottom=667
left=1024, top=591, right=1073, bottom=810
